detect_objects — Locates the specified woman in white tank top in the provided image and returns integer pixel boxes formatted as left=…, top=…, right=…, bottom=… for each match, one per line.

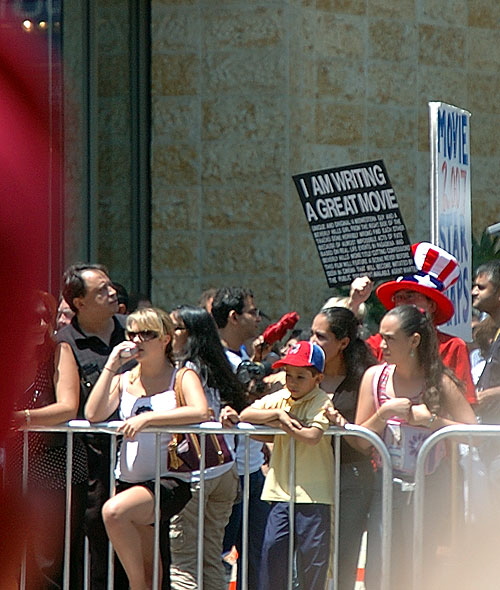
left=85, top=307, right=208, bottom=590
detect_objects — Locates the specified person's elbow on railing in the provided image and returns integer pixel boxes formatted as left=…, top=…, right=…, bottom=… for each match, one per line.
left=12, top=341, right=80, bottom=428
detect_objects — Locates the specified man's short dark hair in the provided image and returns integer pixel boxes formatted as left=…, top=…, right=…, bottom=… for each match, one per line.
left=476, top=260, right=500, bottom=292
left=62, top=263, right=110, bottom=313
left=211, top=287, right=253, bottom=329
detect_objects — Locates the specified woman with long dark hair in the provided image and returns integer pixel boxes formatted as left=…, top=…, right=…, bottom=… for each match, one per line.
left=355, top=305, right=475, bottom=589
left=171, top=305, right=248, bottom=414
left=169, top=305, right=247, bottom=590
left=310, top=306, right=377, bottom=590
left=8, top=291, right=88, bottom=588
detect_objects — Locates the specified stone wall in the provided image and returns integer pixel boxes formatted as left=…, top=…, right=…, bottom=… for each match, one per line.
left=63, top=0, right=136, bottom=287
left=151, top=0, right=500, bottom=323
left=95, top=2, right=134, bottom=282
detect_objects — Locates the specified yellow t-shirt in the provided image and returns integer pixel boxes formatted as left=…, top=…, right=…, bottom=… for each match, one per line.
left=251, top=386, right=334, bottom=504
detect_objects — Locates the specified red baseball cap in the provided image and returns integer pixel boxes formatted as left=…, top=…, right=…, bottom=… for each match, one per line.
left=272, top=341, right=325, bottom=373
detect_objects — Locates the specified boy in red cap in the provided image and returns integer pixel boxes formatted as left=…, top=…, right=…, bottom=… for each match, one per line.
left=348, top=242, right=476, bottom=404
left=240, top=341, right=337, bottom=590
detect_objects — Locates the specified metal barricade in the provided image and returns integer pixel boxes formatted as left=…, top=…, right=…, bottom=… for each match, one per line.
left=412, top=424, right=500, bottom=590
left=12, top=420, right=394, bottom=590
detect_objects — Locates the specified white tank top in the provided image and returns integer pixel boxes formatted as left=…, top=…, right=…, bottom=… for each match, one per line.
left=115, top=370, right=177, bottom=483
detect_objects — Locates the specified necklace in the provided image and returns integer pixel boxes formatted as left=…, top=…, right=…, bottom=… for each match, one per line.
left=26, top=383, right=42, bottom=405
left=21, top=361, right=51, bottom=408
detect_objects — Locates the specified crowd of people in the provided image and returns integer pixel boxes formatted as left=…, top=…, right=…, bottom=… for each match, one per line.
left=5, top=243, right=500, bottom=590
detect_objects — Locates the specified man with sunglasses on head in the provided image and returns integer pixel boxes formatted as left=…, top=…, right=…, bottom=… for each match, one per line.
left=211, top=286, right=262, bottom=367
left=212, top=287, right=271, bottom=590
left=56, top=263, right=135, bottom=590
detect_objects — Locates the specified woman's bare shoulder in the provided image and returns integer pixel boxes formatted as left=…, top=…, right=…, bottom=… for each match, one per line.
left=362, top=363, right=384, bottom=379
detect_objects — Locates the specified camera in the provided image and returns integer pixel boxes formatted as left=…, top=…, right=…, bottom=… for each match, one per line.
left=236, top=360, right=273, bottom=394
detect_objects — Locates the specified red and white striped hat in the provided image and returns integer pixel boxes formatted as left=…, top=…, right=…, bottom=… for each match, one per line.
left=376, top=242, right=460, bottom=325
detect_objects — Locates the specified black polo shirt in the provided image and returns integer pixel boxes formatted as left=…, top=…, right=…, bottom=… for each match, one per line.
left=56, top=314, right=133, bottom=418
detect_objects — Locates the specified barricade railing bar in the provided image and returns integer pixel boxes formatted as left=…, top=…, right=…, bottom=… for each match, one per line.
left=412, top=424, right=500, bottom=590
left=10, top=421, right=394, bottom=590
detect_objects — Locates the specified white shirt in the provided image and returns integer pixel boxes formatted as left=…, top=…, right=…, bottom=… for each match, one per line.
left=224, top=347, right=265, bottom=476
left=116, top=372, right=176, bottom=483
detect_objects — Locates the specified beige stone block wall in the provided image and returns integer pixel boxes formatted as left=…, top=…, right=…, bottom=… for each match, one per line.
left=151, top=0, right=500, bottom=324
left=63, top=0, right=87, bottom=265
left=94, top=4, right=134, bottom=282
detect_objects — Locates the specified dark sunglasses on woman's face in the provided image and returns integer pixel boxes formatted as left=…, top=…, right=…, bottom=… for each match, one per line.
left=126, top=330, right=159, bottom=342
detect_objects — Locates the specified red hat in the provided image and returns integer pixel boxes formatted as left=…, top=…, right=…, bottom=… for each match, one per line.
left=272, top=341, right=325, bottom=373
left=262, top=311, right=300, bottom=345
left=376, top=242, right=460, bottom=326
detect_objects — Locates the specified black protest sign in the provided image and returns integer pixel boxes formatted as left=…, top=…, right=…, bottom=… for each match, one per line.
left=293, top=160, right=415, bottom=287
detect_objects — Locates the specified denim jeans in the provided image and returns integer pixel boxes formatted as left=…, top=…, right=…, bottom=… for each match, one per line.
left=259, top=502, right=331, bottom=590
left=222, top=469, right=270, bottom=590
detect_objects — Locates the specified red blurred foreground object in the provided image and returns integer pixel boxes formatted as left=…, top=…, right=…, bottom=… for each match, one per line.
left=0, top=10, right=60, bottom=587
left=262, top=312, right=300, bottom=345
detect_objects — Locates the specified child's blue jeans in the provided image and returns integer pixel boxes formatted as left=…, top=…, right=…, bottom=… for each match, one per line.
left=259, top=501, right=331, bottom=590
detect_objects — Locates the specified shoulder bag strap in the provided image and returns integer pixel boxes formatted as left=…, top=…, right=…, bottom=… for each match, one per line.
left=174, top=367, right=189, bottom=408
left=372, top=363, right=389, bottom=410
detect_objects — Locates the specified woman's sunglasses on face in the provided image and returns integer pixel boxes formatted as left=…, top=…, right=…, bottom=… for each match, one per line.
left=126, top=330, right=159, bottom=342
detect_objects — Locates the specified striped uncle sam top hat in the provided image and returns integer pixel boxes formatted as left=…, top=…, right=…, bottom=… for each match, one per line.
left=376, top=242, right=460, bottom=326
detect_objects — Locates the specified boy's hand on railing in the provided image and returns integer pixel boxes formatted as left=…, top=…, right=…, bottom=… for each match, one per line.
left=322, top=403, right=347, bottom=427
left=277, top=409, right=303, bottom=433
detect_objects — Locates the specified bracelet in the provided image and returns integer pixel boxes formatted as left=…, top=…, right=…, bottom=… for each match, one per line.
left=103, top=366, right=116, bottom=375
left=428, top=412, right=437, bottom=427
left=24, top=409, right=31, bottom=425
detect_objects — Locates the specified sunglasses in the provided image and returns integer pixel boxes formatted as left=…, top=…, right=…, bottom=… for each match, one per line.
left=239, top=308, right=260, bottom=317
left=125, top=330, right=159, bottom=342
left=29, top=311, right=52, bottom=326
left=391, top=291, right=425, bottom=304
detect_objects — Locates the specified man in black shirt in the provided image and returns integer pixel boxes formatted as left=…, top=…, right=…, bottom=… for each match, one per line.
left=56, top=263, right=131, bottom=589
